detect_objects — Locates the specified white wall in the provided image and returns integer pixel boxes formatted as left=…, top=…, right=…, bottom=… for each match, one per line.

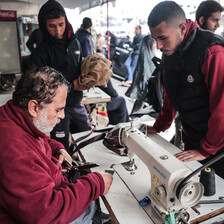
left=0, top=2, right=40, bottom=16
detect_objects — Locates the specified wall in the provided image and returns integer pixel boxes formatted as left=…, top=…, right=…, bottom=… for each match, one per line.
left=0, top=2, right=40, bottom=16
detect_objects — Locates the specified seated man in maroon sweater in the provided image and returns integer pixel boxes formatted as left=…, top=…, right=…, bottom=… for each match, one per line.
left=0, top=66, right=113, bottom=224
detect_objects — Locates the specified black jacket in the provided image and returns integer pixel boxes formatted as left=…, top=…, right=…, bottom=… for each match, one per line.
left=163, top=28, right=224, bottom=146
left=132, top=34, right=144, bottom=54
left=30, top=0, right=83, bottom=107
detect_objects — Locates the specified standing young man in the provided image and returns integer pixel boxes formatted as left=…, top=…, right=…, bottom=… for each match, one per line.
left=147, top=1, right=224, bottom=178
left=30, top=0, right=90, bottom=150
left=196, top=0, right=223, bottom=33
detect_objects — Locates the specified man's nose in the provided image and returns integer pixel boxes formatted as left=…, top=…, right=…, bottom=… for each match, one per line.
left=56, top=26, right=62, bottom=35
left=216, top=21, right=220, bottom=28
left=58, top=110, right=65, bottom=119
left=156, top=40, right=163, bottom=50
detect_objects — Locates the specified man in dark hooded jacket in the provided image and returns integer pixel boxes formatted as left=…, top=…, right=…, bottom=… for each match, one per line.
left=76, top=17, right=94, bottom=58
left=147, top=1, right=224, bottom=178
left=30, top=0, right=90, bottom=151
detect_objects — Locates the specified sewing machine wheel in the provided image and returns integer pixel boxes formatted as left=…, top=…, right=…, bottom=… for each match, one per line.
left=175, top=210, right=190, bottom=224
left=178, top=181, right=204, bottom=207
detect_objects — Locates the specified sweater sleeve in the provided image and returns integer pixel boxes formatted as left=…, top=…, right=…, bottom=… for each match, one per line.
left=1, top=153, right=104, bottom=224
left=30, top=46, right=50, bottom=67
left=199, top=45, right=224, bottom=156
left=0, top=123, right=105, bottom=224
left=46, top=135, right=66, bottom=155
left=153, top=83, right=177, bottom=132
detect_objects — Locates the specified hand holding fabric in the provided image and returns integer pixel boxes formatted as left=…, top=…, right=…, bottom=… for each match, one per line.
left=73, top=78, right=90, bottom=91
left=57, top=149, right=73, bottom=174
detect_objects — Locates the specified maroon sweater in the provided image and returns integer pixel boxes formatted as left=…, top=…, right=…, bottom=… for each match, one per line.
left=154, top=20, right=224, bottom=157
left=0, top=100, right=104, bottom=224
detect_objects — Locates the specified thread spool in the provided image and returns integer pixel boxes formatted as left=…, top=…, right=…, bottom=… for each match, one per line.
left=199, top=168, right=216, bottom=196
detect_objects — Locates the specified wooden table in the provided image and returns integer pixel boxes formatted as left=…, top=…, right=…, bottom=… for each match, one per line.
left=81, top=87, right=111, bottom=105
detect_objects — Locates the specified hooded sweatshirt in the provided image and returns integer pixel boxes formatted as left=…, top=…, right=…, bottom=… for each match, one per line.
left=0, top=100, right=104, bottom=223
left=30, top=0, right=83, bottom=107
left=154, top=20, right=224, bottom=157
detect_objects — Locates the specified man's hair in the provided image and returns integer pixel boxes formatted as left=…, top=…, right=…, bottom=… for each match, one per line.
left=136, top=25, right=142, bottom=30
left=46, top=8, right=65, bottom=20
left=13, top=66, right=70, bottom=110
left=196, top=0, right=223, bottom=24
left=148, top=1, right=186, bottom=28
left=82, top=17, right=92, bottom=29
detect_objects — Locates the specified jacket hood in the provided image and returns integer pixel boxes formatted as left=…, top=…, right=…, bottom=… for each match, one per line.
left=184, top=19, right=199, bottom=40
left=181, top=19, right=200, bottom=51
left=38, top=0, right=73, bottom=41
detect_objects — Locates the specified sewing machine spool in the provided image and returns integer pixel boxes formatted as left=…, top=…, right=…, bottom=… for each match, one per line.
left=199, top=167, right=216, bottom=196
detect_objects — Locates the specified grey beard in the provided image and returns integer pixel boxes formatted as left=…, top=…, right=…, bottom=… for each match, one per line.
left=33, top=109, right=60, bottom=133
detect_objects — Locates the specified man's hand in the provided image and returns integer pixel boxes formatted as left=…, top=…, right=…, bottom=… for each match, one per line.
left=73, top=78, right=90, bottom=91
left=175, top=150, right=207, bottom=162
left=99, top=172, right=113, bottom=195
left=57, top=149, right=73, bottom=174
left=139, top=125, right=157, bottom=135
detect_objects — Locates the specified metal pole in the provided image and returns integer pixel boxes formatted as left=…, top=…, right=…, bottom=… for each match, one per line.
left=107, top=0, right=110, bottom=60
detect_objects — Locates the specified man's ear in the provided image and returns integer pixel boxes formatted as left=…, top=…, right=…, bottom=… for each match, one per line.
left=28, top=100, right=39, bottom=119
left=179, top=22, right=187, bottom=36
left=198, top=16, right=204, bottom=27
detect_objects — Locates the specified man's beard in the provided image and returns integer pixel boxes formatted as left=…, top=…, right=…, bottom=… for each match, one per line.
left=33, top=109, right=60, bottom=133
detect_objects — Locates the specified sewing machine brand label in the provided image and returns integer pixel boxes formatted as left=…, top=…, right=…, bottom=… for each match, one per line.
left=153, top=165, right=166, bottom=179
left=152, top=173, right=160, bottom=184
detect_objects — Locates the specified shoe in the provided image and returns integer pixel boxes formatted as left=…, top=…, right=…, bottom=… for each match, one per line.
left=119, top=81, right=125, bottom=86
left=92, top=211, right=112, bottom=224
left=119, top=81, right=131, bottom=87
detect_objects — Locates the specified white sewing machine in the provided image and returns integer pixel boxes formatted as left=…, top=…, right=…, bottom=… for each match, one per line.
left=118, top=124, right=204, bottom=223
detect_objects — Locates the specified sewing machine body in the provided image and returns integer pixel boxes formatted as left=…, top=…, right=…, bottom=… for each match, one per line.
left=120, top=127, right=204, bottom=223
left=72, top=127, right=224, bottom=224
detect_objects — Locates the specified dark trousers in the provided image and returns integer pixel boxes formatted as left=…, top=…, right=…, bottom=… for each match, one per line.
left=51, top=105, right=90, bottom=150
left=107, top=95, right=129, bottom=125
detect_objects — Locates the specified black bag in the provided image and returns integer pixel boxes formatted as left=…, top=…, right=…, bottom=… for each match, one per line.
left=145, top=56, right=163, bottom=113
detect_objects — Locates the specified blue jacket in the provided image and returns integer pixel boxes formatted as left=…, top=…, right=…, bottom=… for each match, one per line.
left=76, top=28, right=91, bottom=58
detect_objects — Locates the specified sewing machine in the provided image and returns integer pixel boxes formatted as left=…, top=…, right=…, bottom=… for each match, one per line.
left=72, top=124, right=224, bottom=224
left=118, top=124, right=204, bottom=223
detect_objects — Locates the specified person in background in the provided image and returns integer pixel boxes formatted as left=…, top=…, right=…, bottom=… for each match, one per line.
left=96, top=33, right=105, bottom=53
left=76, top=17, right=95, bottom=57
left=121, top=25, right=144, bottom=87
left=0, top=66, right=113, bottom=224
left=196, top=0, right=223, bottom=33
left=26, top=27, right=43, bottom=53
left=105, top=31, right=118, bottom=60
left=30, top=0, right=90, bottom=151
left=147, top=1, right=224, bottom=178
left=77, top=20, right=130, bottom=125
left=125, top=34, right=156, bottom=100
left=125, top=35, right=132, bottom=47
